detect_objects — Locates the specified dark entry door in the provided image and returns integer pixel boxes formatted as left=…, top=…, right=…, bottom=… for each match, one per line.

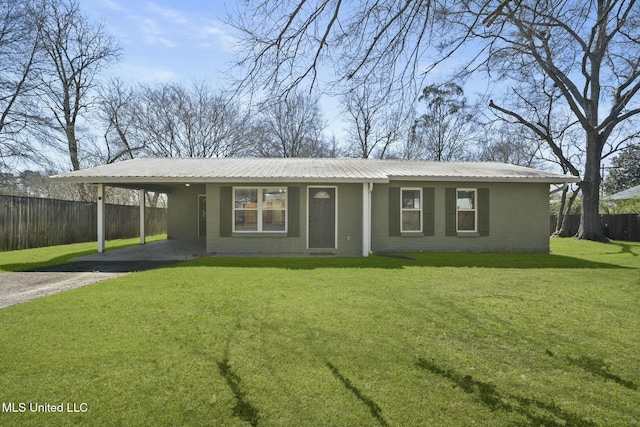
left=309, top=188, right=335, bottom=249
left=198, top=195, right=206, bottom=237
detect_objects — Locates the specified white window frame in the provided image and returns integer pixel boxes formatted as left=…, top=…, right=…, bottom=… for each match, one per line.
left=233, top=187, right=287, bottom=233
left=400, top=187, right=423, bottom=233
left=456, top=188, right=477, bottom=233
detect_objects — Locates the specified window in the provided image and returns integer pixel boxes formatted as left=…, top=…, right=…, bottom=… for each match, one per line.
left=401, top=188, right=422, bottom=232
left=234, top=187, right=287, bottom=232
left=456, top=189, right=476, bottom=232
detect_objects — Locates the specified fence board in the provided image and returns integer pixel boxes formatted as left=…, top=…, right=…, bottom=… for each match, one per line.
left=0, top=195, right=166, bottom=251
left=550, top=214, right=640, bottom=241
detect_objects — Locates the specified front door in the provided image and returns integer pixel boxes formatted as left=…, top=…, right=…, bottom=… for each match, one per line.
left=198, top=195, right=206, bottom=237
left=309, top=188, right=335, bottom=249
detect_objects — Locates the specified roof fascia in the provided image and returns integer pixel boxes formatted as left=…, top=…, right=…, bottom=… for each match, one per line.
left=49, top=176, right=391, bottom=185
left=50, top=174, right=580, bottom=185
left=387, top=175, right=581, bottom=184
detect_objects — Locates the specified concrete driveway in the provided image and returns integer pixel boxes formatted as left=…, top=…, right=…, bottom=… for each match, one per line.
left=0, top=239, right=205, bottom=309
left=0, top=271, right=126, bottom=309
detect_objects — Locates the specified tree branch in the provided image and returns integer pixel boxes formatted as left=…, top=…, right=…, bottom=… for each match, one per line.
left=489, top=99, right=581, bottom=177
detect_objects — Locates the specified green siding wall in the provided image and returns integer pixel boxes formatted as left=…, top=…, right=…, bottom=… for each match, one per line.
left=167, top=185, right=205, bottom=240
left=372, top=181, right=550, bottom=253
left=205, top=183, right=363, bottom=256
left=336, top=184, right=363, bottom=255
left=166, top=181, right=551, bottom=255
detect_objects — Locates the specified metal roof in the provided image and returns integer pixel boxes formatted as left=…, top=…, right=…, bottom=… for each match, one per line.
left=608, top=184, right=640, bottom=200
left=50, top=158, right=579, bottom=185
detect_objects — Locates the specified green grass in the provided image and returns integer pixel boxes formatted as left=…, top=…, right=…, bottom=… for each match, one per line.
left=1, top=239, right=639, bottom=426
left=0, top=235, right=167, bottom=272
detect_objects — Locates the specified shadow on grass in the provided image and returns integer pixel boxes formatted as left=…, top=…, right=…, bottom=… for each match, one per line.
left=546, top=350, right=637, bottom=391
left=217, top=358, right=260, bottom=427
left=0, top=240, right=163, bottom=272
left=326, top=362, right=389, bottom=427
left=1, top=249, right=98, bottom=272
left=416, top=358, right=597, bottom=427
left=175, top=252, right=628, bottom=271
left=610, top=241, right=639, bottom=257
left=6, top=238, right=631, bottom=273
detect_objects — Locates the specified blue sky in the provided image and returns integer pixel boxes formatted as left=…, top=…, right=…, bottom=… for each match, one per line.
left=80, top=0, right=237, bottom=85
left=76, top=0, right=503, bottom=146
left=77, top=1, right=495, bottom=139
left=80, top=0, right=350, bottom=137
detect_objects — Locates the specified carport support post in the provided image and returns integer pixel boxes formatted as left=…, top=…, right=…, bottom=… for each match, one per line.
left=139, top=189, right=146, bottom=245
left=362, top=182, right=373, bottom=257
left=97, top=184, right=105, bottom=253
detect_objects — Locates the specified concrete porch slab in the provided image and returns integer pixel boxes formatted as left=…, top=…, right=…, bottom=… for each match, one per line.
left=72, top=239, right=207, bottom=262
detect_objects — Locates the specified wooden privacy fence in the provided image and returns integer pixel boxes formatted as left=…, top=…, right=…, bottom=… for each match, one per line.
left=0, top=195, right=167, bottom=251
left=550, top=214, right=640, bottom=241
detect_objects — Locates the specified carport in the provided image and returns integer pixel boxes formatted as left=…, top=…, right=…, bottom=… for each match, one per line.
left=96, top=184, right=173, bottom=254
left=51, top=162, right=202, bottom=255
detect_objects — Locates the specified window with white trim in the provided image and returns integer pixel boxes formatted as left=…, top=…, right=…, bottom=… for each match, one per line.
left=234, top=187, right=287, bottom=232
left=456, top=189, right=476, bottom=232
left=401, top=188, right=422, bottom=232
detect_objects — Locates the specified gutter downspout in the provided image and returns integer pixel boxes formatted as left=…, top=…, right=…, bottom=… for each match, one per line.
left=369, top=182, right=373, bottom=255
left=362, top=182, right=374, bottom=256
left=139, top=189, right=146, bottom=245
left=97, top=184, right=105, bottom=253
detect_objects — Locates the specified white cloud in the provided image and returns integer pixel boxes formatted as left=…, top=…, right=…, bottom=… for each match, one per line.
left=101, top=0, right=126, bottom=12
left=140, top=18, right=177, bottom=48
left=197, top=24, right=240, bottom=52
left=112, top=63, right=180, bottom=82
left=86, top=0, right=238, bottom=81
left=135, top=3, right=238, bottom=53
left=146, top=2, right=189, bottom=26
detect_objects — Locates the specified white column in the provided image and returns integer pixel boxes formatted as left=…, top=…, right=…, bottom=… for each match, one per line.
left=368, top=182, right=373, bottom=255
left=139, top=189, right=146, bottom=245
left=362, top=182, right=372, bottom=257
left=97, top=184, right=105, bottom=253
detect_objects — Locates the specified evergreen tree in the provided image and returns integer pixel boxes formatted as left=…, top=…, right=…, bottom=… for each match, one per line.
left=603, top=146, right=640, bottom=194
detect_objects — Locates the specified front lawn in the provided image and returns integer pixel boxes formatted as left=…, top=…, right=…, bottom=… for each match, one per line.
left=0, top=239, right=638, bottom=426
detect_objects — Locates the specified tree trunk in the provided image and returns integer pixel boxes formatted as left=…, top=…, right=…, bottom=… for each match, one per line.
left=552, top=186, right=580, bottom=238
left=67, top=123, right=80, bottom=171
left=576, top=136, right=607, bottom=242
left=561, top=190, right=579, bottom=236
left=553, top=185, right=569, bottom=235
left=65, top=123, right=91, bottom=200
left=146, top=191, right=160, bottom=208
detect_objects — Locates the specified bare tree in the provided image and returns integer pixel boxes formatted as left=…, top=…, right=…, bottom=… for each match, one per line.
left=133, top=81, right=251, bottom=158
left=406, top=82, right=476, bottom=161
left=479, top=73, right=585, bottom=237
left=230, top=1, right=640, bottom=243
left=96, top=78, right=145, bottom=163
left=34, top=0, right=121, bottom=172
left=341, top=85, right=407, bottom=159
left=0, top=0, right=43, bottom=168
left=442, top=0, right=640, bottom=241
left=0, top=168, right=88, bottom=200
left=227, top=0, right=435, bottom=100
left=477, top=123, right=542, bottom=167
left=254, top=92, right=327, bottom=157
left=481, top=74, right=580, bottom=171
